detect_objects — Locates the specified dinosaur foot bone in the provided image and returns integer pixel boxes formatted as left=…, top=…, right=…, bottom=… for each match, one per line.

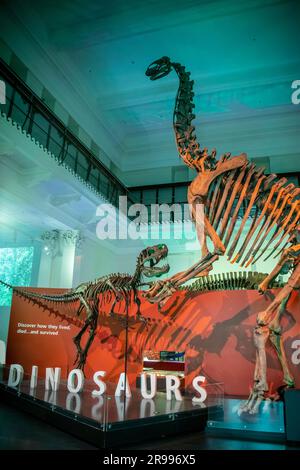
left=238, top=389, right=270, bottom=415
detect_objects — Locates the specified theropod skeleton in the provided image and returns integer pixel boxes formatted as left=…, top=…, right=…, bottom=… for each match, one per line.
left=1, top=244, right=169, bottom=370
left=144, top=57, right=300, bottom=413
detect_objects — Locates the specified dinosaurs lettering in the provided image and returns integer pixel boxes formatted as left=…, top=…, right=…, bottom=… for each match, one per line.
left=0, top=244, right=169, bottom=370
left=144, top=56, right=300, bottom=413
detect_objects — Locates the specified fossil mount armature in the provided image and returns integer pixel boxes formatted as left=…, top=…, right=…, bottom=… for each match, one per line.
left=144, top=56, right=300, bottom=413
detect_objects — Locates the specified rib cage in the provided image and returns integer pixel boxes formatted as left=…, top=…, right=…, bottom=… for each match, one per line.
left=205, top=163, right=300, bottom=267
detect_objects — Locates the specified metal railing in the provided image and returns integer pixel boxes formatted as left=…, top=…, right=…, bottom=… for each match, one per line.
left=0, top=57, right=134, bottom=207
left=129, top=182, right=189, bottom=222
left=129, top=171, right=300, bottom=223
left=1, top=58, right=299, bottom=223
left=129, top=181, right=256, bottom=223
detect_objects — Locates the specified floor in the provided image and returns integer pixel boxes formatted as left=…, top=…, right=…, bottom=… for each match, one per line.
left=0, top=402, right=299, bottom=450
left=0, top=402, right=96, bottom=450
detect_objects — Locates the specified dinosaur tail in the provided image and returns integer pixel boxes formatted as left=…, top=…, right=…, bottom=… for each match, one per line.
left=0, top=279, right=43, bottom=303
left=0, top=279, right=75, bottom=303
left=179, top=271, right=283, bottom=293
left=0, top=279, right=13, bottom=290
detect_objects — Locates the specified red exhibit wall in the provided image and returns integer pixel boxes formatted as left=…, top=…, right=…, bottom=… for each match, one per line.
left=6, top=287, right=300, bottom=396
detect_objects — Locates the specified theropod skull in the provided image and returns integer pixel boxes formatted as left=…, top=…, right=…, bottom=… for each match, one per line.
left=139, top=244, right=169, bottom=278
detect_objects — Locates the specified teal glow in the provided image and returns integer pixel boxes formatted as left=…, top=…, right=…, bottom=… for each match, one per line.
left=0, top=247, right=34, bottom=306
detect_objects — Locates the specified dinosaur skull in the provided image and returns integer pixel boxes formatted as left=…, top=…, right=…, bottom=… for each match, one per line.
left=140, top=244, right=169, bottom=277
left=145, top=56, right=172, bottom=80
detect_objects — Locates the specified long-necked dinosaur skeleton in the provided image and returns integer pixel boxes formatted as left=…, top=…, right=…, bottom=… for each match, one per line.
left=143, top=56, right=300, bottom=413
left=0, top=244, right=169, bottom=371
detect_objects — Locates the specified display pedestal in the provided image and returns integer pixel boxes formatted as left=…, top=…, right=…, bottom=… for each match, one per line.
left=284, top=389, right=300, bottom=442
left=0, top=381, right=211, bottom=448
left=207, top=398, right=286, bottom=442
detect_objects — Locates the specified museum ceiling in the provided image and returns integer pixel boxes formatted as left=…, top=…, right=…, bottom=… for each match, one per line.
left=0, top=0, right=299, bottom=183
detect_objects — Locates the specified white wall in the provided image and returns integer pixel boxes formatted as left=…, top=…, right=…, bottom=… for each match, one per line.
left=80, top=234, right=159, bottom=282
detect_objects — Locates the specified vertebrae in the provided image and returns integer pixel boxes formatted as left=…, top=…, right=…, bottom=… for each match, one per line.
left=183, top=271, right=284, bottom=293
left=0, top=270, right=138, bottom=308
left=172, top=61, right=217, bottom=172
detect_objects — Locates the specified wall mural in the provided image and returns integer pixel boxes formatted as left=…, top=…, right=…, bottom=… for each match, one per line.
left=4, top=284, right=300, bottom=399
left=1, top=244, right=169, bottom=369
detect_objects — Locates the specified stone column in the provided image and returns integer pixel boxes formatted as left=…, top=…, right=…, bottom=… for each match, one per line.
left=38, top=230, right=83, bottom=288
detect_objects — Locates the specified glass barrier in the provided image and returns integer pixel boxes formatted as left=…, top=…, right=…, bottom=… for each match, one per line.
left=207, top=395, right=285, bottom=436
left=0, top=363, right=224, bottom=433
left=100, top=381, right=224, bottom=434
left=0, top=365, right=108, bottom=430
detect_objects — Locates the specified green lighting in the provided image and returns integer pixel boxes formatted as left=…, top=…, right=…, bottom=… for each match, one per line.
left=0, top=247, right=34, bottom=306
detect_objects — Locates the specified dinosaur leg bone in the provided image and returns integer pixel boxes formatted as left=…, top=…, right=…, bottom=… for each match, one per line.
left=73, top=295, right=94, bottom=370
left=203, top=215, right=225, bottom=255
left=258, top=258, right=300, bottom=327
left=258, top=244, right=300, bottom=294
left=73, top=321, right=89, bottom=367
left=144, top=253, right=219, bottom=306
left=239, top=325, right=270, bottom=415
left=269, top=293, right=295, bottom=391
left=190, top=195, right=225, bottom=255
left=258, top=259, right=286, bottom=294
left=133, top=288, right=147, bottom=324
left=107, top=281, right=124, bottom=317
left=76, top=317, right=97, bottom=371
left=110, top=294, right=123, bottom=316
left=240, top=260, right=300, bottom=414
left=172, top=253, right=219, bottom=286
